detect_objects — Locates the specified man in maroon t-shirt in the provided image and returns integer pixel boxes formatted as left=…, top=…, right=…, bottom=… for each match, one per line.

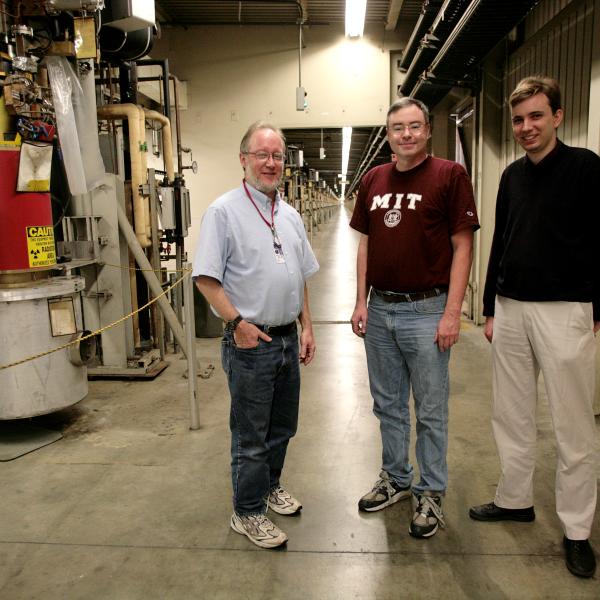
left=350, top=98, right=479, bottom=539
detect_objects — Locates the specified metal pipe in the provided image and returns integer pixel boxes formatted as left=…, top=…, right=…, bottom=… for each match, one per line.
left=135, top=59, right=171, bottom=123
left=98, top=104, right=151, bottom=248
left=399, top=0, right=443, bottom=70
left=174, top=238, right=183, bottom=354
left=116, top=202, right=188, bottom=357
left=143, top=109, right=175, bottom=182
left=347, top=128, right=387, bottom=195
left=183, top=262, right=199, bottom=430
left=399, top=0, right=457, bottom=96
left=428, top=0, right=483, bottom=74
left=148, top=169, right=165, bottom=359
left=169, top=75, right=183, bottom=175
left=298, top=23, right=302, bottom=87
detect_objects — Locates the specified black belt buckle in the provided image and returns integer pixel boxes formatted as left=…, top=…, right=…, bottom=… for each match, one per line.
left=374, top=288, right=444, bottom=303
left=256, top=322, right=296, bottom=336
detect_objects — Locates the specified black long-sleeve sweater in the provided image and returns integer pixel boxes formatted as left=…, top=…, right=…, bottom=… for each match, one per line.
left=483, top=141, right=600, bottom=321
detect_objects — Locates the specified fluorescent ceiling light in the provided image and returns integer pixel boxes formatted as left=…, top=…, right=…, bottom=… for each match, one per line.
left=341, top=126, right=352, bottom=177
left=345, top=0, right=367, bottom=38
left=341, top=126, right=352, bottom=198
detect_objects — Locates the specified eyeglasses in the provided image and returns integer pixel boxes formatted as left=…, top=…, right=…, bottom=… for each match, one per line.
left=244, top=151, right=285, bottom=162
left=390, top=123, right=426, bottom=133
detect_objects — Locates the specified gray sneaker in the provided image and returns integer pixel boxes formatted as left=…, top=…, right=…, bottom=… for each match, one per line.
left=230, top=513, right=288, bottom=548
left=409, top=492, right=445, bottom=538
left=268, top=486, right=302, bottom=515
left=358, top=470, right=411, bottom=512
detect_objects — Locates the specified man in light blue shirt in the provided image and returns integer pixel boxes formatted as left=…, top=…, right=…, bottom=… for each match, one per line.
left=194, top=121, right=319, bottom=549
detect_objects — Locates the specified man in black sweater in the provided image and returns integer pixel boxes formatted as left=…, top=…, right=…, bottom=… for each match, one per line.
left=469, top=76, right=599, bottom=578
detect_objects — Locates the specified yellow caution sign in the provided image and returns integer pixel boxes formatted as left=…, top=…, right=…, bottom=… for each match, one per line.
left=26, top=226, right=56, bottom=267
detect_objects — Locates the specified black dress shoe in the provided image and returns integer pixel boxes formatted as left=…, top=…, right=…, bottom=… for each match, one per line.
left=563, top=536, right=596, bottom=578
left=469, top=501, right=535, bottom=522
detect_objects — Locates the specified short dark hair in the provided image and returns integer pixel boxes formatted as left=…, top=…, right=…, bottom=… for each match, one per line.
left=386, top=98, right=430, bottom=126
left=509, top=76, right=562, bottom=113
left=240, top=121, right=286, bottom=153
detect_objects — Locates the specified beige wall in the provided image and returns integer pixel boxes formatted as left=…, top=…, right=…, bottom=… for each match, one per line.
left=152, top=23, right=402, bottom=258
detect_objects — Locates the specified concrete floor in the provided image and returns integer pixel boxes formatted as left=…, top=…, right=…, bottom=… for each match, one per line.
left=1, top=207, right=599, bottom=599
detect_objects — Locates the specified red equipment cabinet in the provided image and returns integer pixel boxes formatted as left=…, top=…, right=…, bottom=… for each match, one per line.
left=0, top=147, right=55, bottom=272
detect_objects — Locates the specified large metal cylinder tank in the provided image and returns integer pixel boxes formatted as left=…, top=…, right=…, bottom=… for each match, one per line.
left=0, top=276, right=91, bottom=419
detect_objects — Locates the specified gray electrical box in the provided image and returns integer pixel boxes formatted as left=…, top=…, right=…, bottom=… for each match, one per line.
left=296, top=86, right=306, bottom=111
left=158, top=186, right=176, bottom=230
left=180, top=187, right=192, bottom=237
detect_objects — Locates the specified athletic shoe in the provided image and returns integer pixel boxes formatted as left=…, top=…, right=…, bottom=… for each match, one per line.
left=409, top=492, right=445, bottom=538
left=268, top=486, right=302, bottom=515
left=230, top=513, right=288, bottom=549
left=358, top=470, right=411, bottom=512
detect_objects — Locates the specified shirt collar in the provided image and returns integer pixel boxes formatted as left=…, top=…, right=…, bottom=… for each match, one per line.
left=242, top=180, right=281, bottom=212
left=524, top=139, right=563, bottom=169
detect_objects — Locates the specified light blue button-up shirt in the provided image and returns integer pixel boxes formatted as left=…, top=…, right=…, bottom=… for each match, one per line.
left=193, top=182, right=319, bottom=325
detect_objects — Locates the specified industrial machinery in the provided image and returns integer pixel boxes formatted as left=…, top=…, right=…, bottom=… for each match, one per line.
left=0, top=1, right=194, bottom=419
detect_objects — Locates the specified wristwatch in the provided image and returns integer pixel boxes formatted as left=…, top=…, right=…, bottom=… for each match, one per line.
left=225, top=314, right=243, bottom=332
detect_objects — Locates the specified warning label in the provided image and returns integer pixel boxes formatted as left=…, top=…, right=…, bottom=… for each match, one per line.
left=26, top=226, right=56, bottom=267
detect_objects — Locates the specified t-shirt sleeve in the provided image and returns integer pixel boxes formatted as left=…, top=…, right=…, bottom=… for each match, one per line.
left=349, top=174, right=371, bottom=234
left=447, top=164, right=480, bottom=234
left=192, top=205, right=228, bottom=280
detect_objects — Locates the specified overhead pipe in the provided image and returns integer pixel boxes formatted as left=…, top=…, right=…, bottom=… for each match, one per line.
left=399, top=0, right=462, bottom=97
left=143, top=109, right=175, bottom=182
left=349, top=128, right=385, bottom=191
left=97, top=104, right=151, bottom=248
left=347, top=131, right=388, bottom=197
left=428, top=0, right=483, bottom=75
left=135, top=59, right=171, bottom=123
left=399, top=0, right=443, bottom=71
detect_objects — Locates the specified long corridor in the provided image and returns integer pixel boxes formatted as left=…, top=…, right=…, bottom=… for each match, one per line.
left=1, top=206, right=599, bottom=599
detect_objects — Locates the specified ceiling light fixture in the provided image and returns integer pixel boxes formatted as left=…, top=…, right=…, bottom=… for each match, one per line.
left=341, top=126, right=352, bottom=198
left=345, top=0, right=367, bottom=38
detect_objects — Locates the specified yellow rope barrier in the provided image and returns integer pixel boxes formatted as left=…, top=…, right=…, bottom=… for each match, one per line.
left=0, top=269, right=192, bottom=371
left=96, top=262, right=189, bottom=274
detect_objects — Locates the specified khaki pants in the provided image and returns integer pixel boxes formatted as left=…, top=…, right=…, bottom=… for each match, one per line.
left=491, top=296, right=597, bottom=540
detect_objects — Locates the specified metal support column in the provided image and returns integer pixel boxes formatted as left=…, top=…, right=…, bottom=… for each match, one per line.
left=183, top=262, right=199, bottom=430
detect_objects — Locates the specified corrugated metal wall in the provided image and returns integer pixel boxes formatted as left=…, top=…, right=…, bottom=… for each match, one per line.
left=502, top=0, right=595, bottom=165
left=525, top=0, right=574, bottom=35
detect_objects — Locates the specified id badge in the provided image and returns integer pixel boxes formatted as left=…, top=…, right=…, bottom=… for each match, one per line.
left=274, top=240, right=286, bottom=263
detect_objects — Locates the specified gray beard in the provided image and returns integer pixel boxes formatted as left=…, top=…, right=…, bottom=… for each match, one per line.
left=246, top=173, right=282, bottom=195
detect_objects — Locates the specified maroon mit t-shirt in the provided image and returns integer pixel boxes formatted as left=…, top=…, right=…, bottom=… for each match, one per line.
left=350, top=157, right=479, bottom=292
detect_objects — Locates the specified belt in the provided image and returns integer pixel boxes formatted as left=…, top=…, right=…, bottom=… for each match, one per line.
left=252, top=322, right=297, bottom=336
left=373, top=287, right=446, bottom=303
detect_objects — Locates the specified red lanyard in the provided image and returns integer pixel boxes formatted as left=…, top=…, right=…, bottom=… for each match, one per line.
left=243, top=180, right=275, bottom=232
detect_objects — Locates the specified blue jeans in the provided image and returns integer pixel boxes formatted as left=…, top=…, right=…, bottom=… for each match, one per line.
left=364, top=292, right=450, bottom=494
left=221, top=329, right=300, bottom=515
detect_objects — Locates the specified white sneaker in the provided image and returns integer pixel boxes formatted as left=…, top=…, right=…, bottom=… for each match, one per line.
left=230, top=513, right=288, bottom=549
left=268, top=486, right=302, bottom=515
